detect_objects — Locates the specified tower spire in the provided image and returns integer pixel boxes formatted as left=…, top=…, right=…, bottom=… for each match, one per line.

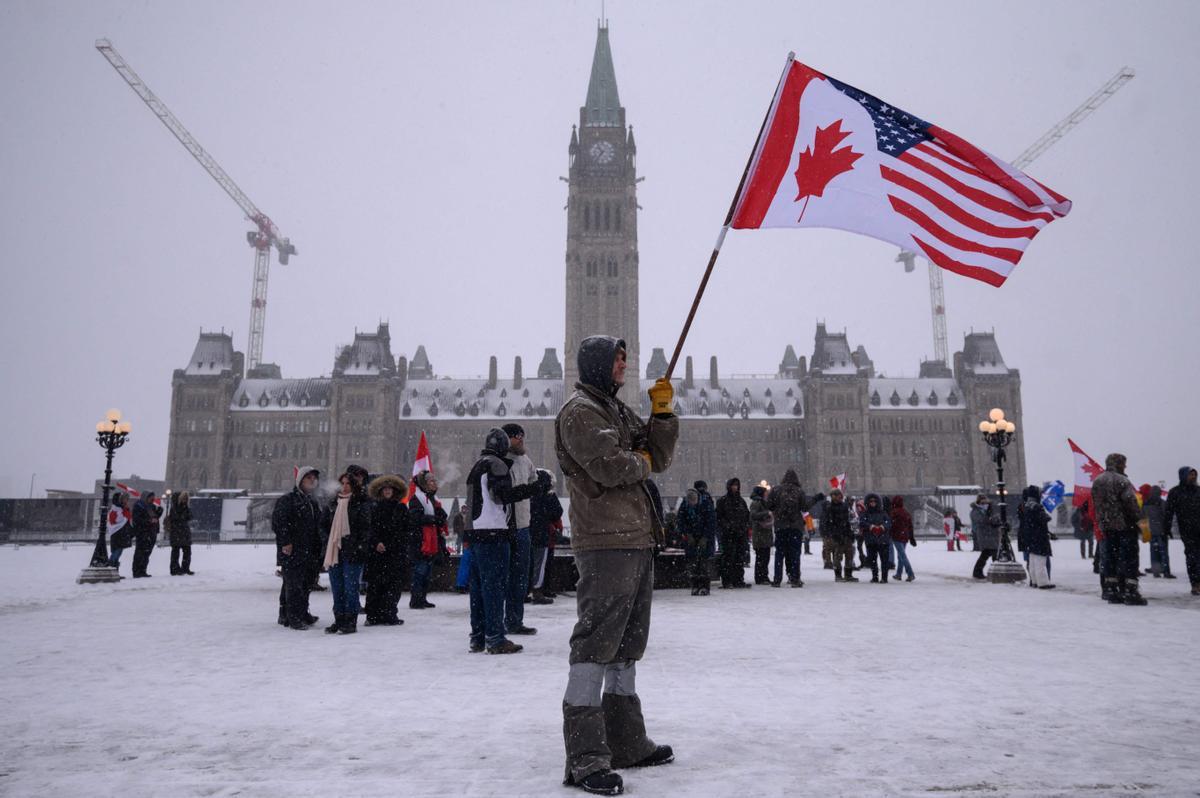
left=582, top=23, right=622, bottom=128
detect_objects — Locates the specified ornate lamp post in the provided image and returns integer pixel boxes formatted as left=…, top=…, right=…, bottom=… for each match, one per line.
left=978, top=408, right=1026, bottom=583
left=78, top=409, right=131, bottom=584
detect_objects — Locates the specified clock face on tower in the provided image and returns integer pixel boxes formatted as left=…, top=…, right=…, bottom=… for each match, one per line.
left=589, top=140, right=615, bottom=164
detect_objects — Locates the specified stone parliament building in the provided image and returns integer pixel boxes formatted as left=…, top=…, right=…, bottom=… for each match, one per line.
left=165, top=24, right=1026, bottom=504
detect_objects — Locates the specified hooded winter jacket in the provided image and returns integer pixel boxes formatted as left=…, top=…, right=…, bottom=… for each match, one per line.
left=820, top=498, right=853, bottom=542
left=889, top=496, right=914, bottom=544
left=555, top=336, right=678, bottom=551
left=1164, top=466, right=1200, bottom=540
left=716, top=480, right=751, bottom=540
left=366, top=475, right=409, bottom=567
left=749, top=486, right=774, bottom=549
left=272, top=466, right=322, bottom=568
left=766, top=469, right=821, bottom=529
left=859, top=494, right=892, bottom=542
left=1141, top=486, right=1166, bottom=539
left=530, top=489, right=564, bottom=548
left=464, top=431, right=543, bottom=544
left=1017, top=486, right=1053, bottom=557
left=1091, top=455, right=1141, bottom=534
left=970, top=501, right=1001, bottom=549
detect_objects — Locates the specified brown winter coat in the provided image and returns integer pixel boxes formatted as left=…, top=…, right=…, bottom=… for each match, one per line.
left=1092, top=463, right=1141, bottom=534
left=556, top=383, right=679, bottom=552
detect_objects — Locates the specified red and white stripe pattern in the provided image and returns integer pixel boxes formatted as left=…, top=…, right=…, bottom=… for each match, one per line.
left=732, top=60, right=1071, bottom=287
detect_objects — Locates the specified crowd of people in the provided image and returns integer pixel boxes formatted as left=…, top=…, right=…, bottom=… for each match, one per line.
left=269, top=423, right=564, bottom=647
left=104, top=489, right=195, bottom=578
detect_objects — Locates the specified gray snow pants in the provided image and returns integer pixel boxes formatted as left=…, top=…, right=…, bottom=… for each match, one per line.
left=563, top=548, right=657, bottom=781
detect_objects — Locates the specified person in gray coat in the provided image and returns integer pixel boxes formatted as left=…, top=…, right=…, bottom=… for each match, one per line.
left=555, top=336, right=678, bottom=796
left=970, top=495, right=1001, bottom=579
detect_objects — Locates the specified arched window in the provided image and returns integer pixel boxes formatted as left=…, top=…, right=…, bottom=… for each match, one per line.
left=615, top=205, right=622, bottom=231
left=603, top=203, right=611, bottom=231
left=584, top=204, right=591, bottom=230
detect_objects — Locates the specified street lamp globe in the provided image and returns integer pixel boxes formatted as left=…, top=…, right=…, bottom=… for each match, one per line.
left=106, top=408, right=122, bottom=423
left=988, top=408, right=1005, bottom=422
left=978, top=420, right=991, bottom=433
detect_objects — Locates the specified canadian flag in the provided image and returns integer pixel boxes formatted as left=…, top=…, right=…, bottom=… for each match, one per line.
left=829, top=473, right=846, bottom=493
left=730, top=59, right=1070, bottom=287
left=116, top=482, right=161, bottom=507
left=1068, top=439, right=1103, bottom=507
left=405, top=431, right=433, bottom=504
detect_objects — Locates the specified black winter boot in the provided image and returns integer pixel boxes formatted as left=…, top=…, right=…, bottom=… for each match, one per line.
left=339, top=613, right=358, bottom=633
left=565, top=768, right=624, bottom=795
left=1104, top=579, right=1124, bottom=604
left=1123, top=580, right=1148, bottom=606
left=629, top=744, right=675, bottom=768
left=325, top=614, right=343, bottom=634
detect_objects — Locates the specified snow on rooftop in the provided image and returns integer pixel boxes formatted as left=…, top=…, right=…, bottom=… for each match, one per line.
left=868, top=377, right=961, bottom=411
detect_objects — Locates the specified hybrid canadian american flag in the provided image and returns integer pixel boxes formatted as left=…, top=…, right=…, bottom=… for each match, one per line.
left=731, top=61, right=1071, bottom=286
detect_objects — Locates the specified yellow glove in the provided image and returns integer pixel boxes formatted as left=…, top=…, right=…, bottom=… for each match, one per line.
left=648, top=378, right=674, bottom=415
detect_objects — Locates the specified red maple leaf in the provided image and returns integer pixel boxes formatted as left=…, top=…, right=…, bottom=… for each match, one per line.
left=794, top=119, right=862, bottom=221
left=1081, top=458, right=1104, bottom=482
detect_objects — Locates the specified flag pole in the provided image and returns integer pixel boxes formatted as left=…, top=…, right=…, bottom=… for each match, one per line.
left=664, top=52, right=795, bottom=381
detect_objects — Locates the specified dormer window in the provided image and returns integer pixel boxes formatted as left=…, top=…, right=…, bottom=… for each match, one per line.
left=279, top=396, right=289, bottom=408
left=259, top=393, right=270, bottom=408
left=239, top=395, right=250, bottom=408
left=890, top=390, right=902, bottom=407
left=927, top=390, right=938, bottom=406
left=496, top=402, right=507, bottom=417
left=870, top=390, right=881, bottom=407
left=401, top=401, right=412, bottom=417
left=908, top=390, right=920, bottom=407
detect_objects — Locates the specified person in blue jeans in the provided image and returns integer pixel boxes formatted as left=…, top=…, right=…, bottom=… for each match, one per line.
left=501, top=423, right=539, bottom=635
left=464, top=428, right=549, bottom=654
left=888, top=496, right=916, bottom=581
left=322, top=467, right=372, bottom=635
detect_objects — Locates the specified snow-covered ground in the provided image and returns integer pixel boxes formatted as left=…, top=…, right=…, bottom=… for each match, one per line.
left=1, top=541, right=1196, bottom=797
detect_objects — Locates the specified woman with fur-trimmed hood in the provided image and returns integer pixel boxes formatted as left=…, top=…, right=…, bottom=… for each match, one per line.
left=365, top=474, right=409, bottom=626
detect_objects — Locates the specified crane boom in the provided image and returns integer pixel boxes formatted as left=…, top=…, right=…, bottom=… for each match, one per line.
left=95, top=38, right=295, bottom=370
left=900, top=66, right=1135, bottom=364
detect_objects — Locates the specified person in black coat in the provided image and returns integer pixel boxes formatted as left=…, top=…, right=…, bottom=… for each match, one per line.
left=321, top=465, right=373, bottom=634
left=365, top=474, right=409, bottom=626
left=715, top=477, right=751, bottom=588
left=166, top=491, right=194, bottom=575
left=272, top=466, right=323, bottom=629
left=130, top=493, right=162, bottom=578
left=1018, top=485, right=1055, bottom=589
left=407, top=470, right=448, bottom=610
left=528, top=471, right=564, bottom=605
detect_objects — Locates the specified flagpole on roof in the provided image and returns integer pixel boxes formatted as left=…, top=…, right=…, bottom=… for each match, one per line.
left=665, top=52, right=795, bottom=381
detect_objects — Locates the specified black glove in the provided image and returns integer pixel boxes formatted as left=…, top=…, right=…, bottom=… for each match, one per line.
left=1049, top=532, right=1058, bottom=540
left=910, top=539, right=917, bottom=547
left=537, top=470, right=553, bottom=493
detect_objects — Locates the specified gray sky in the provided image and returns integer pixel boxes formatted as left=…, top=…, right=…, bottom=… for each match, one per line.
left=1, top=0, right=1197, bottom=496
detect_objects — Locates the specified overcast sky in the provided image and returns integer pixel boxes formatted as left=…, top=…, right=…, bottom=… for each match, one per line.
left=1, top=0, right=1197, bottom=496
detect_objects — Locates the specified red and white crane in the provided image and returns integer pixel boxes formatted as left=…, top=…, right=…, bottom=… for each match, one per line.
left=95, top=38, right=296, bottom=371
left=898, top=66, right=1136, bottom=364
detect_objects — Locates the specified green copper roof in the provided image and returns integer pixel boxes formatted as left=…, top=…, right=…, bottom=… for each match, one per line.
left=583, top=25, right=622, bottom=127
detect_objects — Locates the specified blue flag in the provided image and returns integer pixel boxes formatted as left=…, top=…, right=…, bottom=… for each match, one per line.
left=1041, top=480, right=1065, bottom=514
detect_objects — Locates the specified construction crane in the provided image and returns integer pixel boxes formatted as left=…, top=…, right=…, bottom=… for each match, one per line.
left=898, top=66, right=1136, bottom=364
left=95, top=38, right=296, bottom=371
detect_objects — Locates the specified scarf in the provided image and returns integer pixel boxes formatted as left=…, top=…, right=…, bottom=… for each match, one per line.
left=324, top=493, right=350, bottom=569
